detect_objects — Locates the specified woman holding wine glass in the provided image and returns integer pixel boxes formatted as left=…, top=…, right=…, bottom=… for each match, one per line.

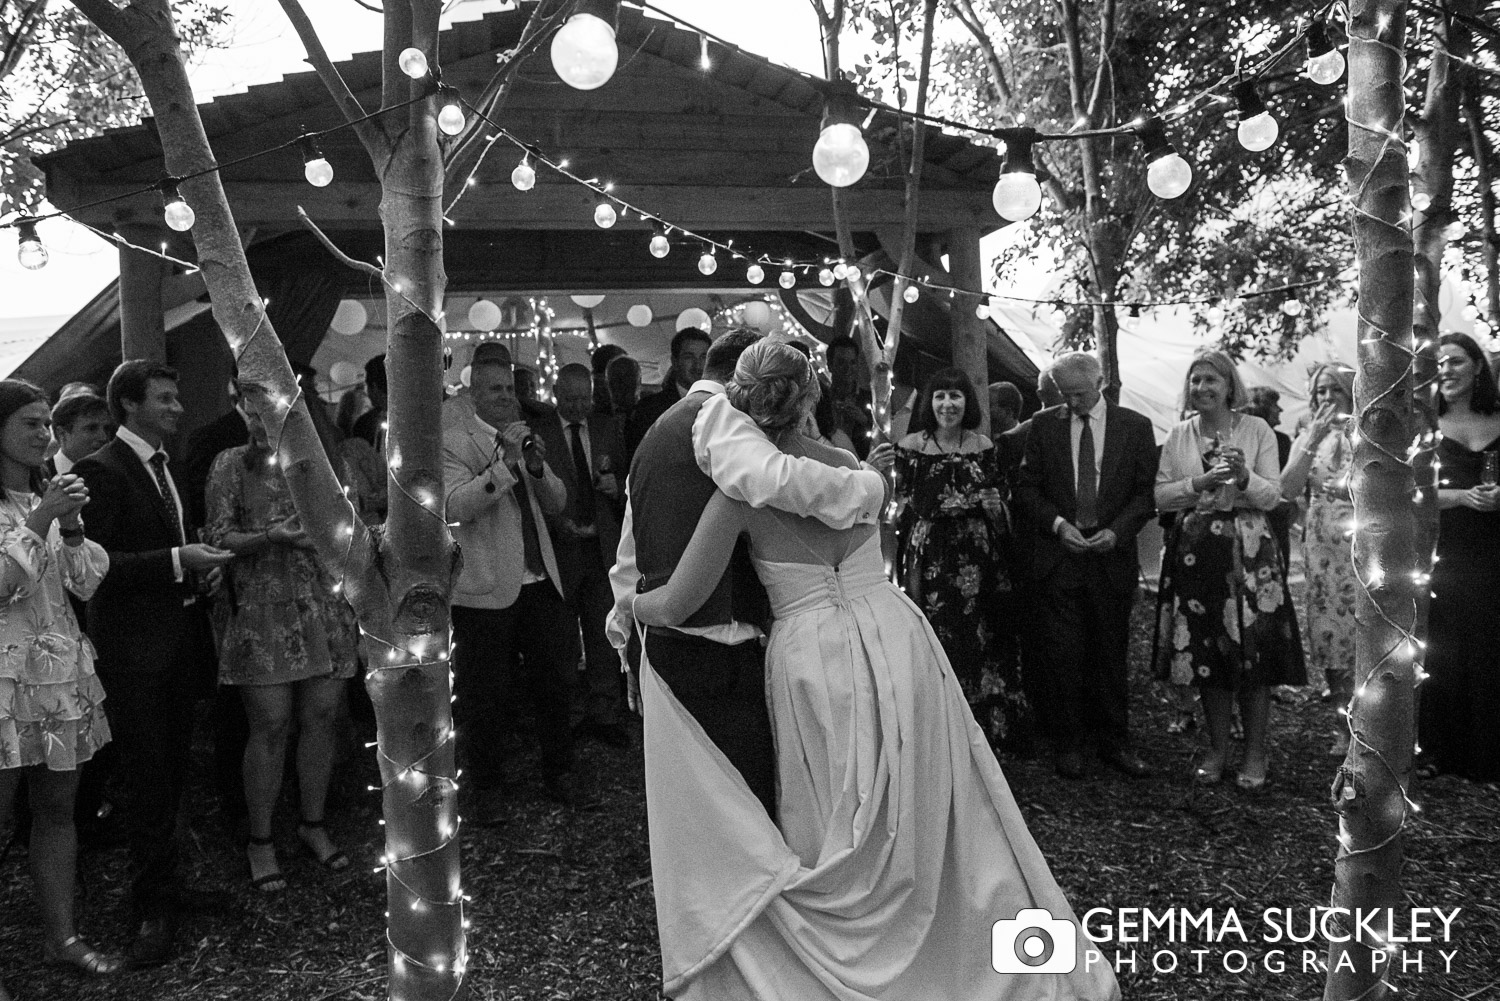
left=1417, top=332, right=1500, bottom=781
left=1154, top=350, right=1304, bottom=789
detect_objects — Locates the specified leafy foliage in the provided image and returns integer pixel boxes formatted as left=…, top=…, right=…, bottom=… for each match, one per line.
left=0, top=0, right=228, bottom=216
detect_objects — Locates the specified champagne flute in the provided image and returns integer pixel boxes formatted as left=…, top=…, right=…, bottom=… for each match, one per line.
left=1483, top=450, right=1498, bottom=488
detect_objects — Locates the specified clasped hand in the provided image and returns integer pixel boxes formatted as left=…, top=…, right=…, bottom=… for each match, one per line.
left=266, top=515, right=316, bottom=550
left=1464, top=485, right=1500, bottom=513
left=1058, top=522, right=1117, bottom=554
left=33, top=473, right=88, bottom=529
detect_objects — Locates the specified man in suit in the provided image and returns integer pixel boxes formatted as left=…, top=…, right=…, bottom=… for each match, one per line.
left=608, top=332, right=888, bottom=818
left=826, top=334, right=874, bottom=459
left=444, top=356, right=578, bottom=823
left=74, top=361, right=236, bottom=965
left=48, top=393, right=112, bottom=476
left=1016, top=352, right=1157, bottom=780
left=532, top=364, right=631, bottom=747
left=623, top=327, right=710, bottom=457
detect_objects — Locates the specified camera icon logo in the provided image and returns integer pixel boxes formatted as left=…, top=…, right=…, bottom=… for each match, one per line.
left=992, top=908, right=1078, bottom=974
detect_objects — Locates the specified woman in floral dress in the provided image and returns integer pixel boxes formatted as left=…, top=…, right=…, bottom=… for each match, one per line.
left=0, top=380, right=120, bottom=995
left=205, top=399, right=358, bottom=892
left=1154, top=351, right=1305, bottom=789
left=895, top=368, right=1021, bottom=744
left=1280, top=364, right=1357, bottom=756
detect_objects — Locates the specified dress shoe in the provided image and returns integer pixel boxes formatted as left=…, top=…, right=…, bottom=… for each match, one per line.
left=127, top=916, right=177, bottom=969
left=542, top=773, right=577, bottom=808
left=1102, top=749, right=1151, bottom=779
left=469, top=787, right=507, bottom=828
left=1054, top=750, right=1087, bottom=780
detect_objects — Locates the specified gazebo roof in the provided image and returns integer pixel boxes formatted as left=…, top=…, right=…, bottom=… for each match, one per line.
left=37, top=2, right=1004, bottom=242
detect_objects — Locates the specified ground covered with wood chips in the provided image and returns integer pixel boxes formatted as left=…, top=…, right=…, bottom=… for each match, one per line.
left=2, top=587, right=1496, bottom=1001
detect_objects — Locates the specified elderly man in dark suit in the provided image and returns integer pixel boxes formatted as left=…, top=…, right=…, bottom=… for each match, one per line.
left=531, top=363, right=631, bottom=746
left=74, top=361, right=235, bottom=965
left=1016, top=352, right=1157, bottom=780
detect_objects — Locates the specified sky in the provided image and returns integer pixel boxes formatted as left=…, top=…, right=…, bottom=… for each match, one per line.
left=0, top=0, right=834, bottom=366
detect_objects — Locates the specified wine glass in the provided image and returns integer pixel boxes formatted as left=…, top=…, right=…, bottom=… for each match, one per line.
left=1483, top=450, right=1498, bottom=488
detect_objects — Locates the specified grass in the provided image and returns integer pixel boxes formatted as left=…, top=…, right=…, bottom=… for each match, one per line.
left=2, top=580, right=1497, bottom=1001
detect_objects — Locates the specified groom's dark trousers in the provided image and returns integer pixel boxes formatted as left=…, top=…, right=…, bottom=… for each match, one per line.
left=645, top=631, right=776, bottom=818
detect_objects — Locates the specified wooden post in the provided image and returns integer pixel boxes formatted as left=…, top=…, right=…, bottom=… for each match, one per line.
left=946, top=226, right=989, bottom=433
left=117, top=224, right=167, bottom=362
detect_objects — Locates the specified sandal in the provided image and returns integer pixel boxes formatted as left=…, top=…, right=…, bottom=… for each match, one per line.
left=1234, top=764, right=1272, bottom=792
left=297, top=819, right=350, bottom=872
left=1191, top=755, right=1225, bottom=786
left=44, top=935, right=123, bottom=976
left=246, top=835, right=287, bottom=893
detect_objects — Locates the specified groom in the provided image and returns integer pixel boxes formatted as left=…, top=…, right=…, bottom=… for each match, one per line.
left=608, top=331, right=888, bottom=817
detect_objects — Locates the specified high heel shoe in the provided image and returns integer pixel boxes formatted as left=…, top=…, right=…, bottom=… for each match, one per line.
left=44, top=935, right=123, bottom=976
left=246, top=835, right=286, bottom=893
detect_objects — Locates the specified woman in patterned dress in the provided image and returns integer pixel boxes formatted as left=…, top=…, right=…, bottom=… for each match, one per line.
left=205, top=397, right=359, bottom=892
left=1154, top=351, right=1305, bottom=789
left=894, top=368, right=1022, bottom=744
left=1280, top=364, right=1357, bottom=756
left=0, top=380, right=120, bottom=995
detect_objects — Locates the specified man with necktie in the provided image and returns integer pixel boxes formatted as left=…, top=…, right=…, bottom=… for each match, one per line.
left=1015, top=352, right=1157, bottom=780
left=531, top=364, right=630, bottom=747
left=73, top=361, right=235, bottom=965
left=443, top=355, right=578, bottom=824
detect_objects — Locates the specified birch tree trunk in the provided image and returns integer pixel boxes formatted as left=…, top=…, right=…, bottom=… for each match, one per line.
left=68, top=1, right=466, bottom=998
left=1327, top=2, right=1418, bottom=998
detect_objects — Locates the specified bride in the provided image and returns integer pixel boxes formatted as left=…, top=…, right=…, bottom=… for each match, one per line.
left=631, top=341, right=1118, bottom=1001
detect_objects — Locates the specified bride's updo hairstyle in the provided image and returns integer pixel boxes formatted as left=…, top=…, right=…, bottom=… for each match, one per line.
left=727, top=339, right=821, bottom=435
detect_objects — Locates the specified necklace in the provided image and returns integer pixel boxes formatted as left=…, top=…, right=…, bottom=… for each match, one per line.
left=931, top=430, right=965, bottom=454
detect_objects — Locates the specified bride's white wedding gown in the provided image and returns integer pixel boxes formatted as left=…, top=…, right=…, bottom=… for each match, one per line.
left=641, top=528, right=1120, bottom=1001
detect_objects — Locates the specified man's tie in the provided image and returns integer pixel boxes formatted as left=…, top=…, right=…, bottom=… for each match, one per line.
left=501, top=433, right=545, bottom=575
left=148, top=452, right=186, bottom=546
left=1075, top=414, right=1098, bottom=532
left=568, top=423, right=596, bottom=527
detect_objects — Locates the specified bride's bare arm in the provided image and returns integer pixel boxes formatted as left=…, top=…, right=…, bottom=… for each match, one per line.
left=632, top=491, right=747, bottom=628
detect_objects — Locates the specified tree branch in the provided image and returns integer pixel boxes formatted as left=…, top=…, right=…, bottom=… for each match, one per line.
left=1085, top=0, right=1116, bottom=122
left=297, top=206, right=385, bottom=279
left=65, top=0, right=126, bottom=41
left=275, top=0, right=384, bottom=157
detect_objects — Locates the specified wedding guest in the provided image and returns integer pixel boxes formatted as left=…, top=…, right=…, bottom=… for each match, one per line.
left=1154, top=349, right=1304, bottom=790
left=826, top=334, right=873, bottom=459
left=0, top=380, right=120, bottom=993
left=591, top=344, right=628, bottom=417
left=532, top=364, right=631, bottom=747
left=605, top=355, right=641, bottom=422
left=444, top=356, right=578, bottom=821
left=74, top=361, right=234, bottom=967
left=204, top=399, right=359, bottom=891
left=47, top=393, right=111, bottom=476
left=1279, top=364, right=1357, bottom=756
left=350, top=355, right=387, bottom=450
left=514, top=366, right=540, bottom=403
left=1417, top=332, right=1500, bottom=781
left=1016, top=353, right=1157, bottom=779
left=808, top=376, right=858, bottom=454
left=988, top=381, right=1023, bottom=434
left=895, top=368, right=1017, bottom=744
left=625, top=328, right=710, bottom=456
left=1241, top=385, right=1294, bottom=564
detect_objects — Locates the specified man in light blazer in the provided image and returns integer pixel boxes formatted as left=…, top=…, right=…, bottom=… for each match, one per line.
left=1015, top=352, right=1157, bottom=781
left=530, top=364, right=631, bottom=747
left=444, top=356, right=579, bottom=823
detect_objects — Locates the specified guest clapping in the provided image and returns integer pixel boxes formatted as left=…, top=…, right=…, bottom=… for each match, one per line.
left=1155, top=350, right=1304, bottom=789
left=894, top=368, right=1017, bottom=743
left=1417, top=333, right=1500, bottom=781
left=204, top=398, right=358, bottom=891
left=0, top=380, right=120, bottom=992
left=1280, top=364, right=1357, bottom=755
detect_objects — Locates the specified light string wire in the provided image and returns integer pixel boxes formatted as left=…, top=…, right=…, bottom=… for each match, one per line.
left=1329, top=12, right=1430, bottom=998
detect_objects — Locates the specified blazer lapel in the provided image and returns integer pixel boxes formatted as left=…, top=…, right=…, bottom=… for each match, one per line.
left=115, top=439, right=176, bottom=538
left=1097, top=403, right=1124, bottom=503
left=1051, top=409, right=1077, bottom=506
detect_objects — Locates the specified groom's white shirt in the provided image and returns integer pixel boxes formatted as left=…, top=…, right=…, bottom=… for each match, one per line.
left=606, top=378, right=886, bottom=658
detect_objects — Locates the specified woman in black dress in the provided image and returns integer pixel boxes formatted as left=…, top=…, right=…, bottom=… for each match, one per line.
left=894, top=368, right=1020, bottom=744
left=1418, top=332, right=1500, bottom=781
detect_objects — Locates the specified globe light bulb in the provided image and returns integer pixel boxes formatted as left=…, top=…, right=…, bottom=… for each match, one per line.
left=746, top=264, right=765, bottom=285
left=818, top=268, right=834, bottom=287
left=1281, top=298, right=1304, bottom=317
left=550, top=12, right=619, bottom=91
left=1306, top=49, right=1345, bottom=86
left=593, top=202, right=617, bottom=228
left=976, top=301, right=991, bottom=320
left=812, top=122, right=870, bottom=187
left=1412, top=192, right=1431, bottom=212
left=398, top=47, right=429, bottom=79
left=437, top=99, right=465, bottom=136
left=304, top=157, right=334, bottom=187
left=511, top=159, right=536, bottom=191
left=992, top=172, right=1043, bottom=222
left=698, top=251, right=717, bottom=276
left=832, top=262, right=849, bottom=281
left=1444, top=221, right=1467, bottom=242
left=16, top=221, right=47, bottom=270
left=163, top=188, right=195, bottom=232
left=1237, top=111, right=1279, bottom=152
left=845, top=265, right=862, bottom=283
left=649, top=233, right=671, bottom=258
left=779, top=270, right=796, bottom=289
left=903, top=284, right=919, bottom=304
left=1147, top=153, right=1193, bottom=199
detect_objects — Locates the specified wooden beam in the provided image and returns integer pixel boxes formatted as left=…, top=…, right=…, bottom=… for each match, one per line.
left=945, top=226, right=990, bottom=433
left=55, top=178, right=1003, bottom=233
left=118, top=223, right=167, bottom=362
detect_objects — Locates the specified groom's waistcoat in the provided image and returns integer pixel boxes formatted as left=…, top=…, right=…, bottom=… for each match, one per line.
left=629, top=391, right=770, bottom=634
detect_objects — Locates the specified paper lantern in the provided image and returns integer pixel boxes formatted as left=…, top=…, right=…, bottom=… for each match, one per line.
left=676, top=307, right=711, bottom=332
left=331, top=300, right=368, bottom=336
left=571, top=294, right=605, bottom=309
left=627, top=304, right=654, bottom=327
left=468, top=299, right=502, bottom=331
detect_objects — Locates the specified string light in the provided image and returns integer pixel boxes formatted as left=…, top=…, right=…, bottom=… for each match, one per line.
left=778, top=267, right=796, bottom=289
left=397, top=46, right=429, bottom=80
left=698, top=33, right=711, bottom=71
left=437, top=88, right=466, bottom=136
left=300, top=136, right=334, bottom=187
left=1231, top=80, right=1279, bottom=152
left=593, top=201, right=617, bottom=228
left=1136, top=116, right=1193, bottom=199
left=818, top=267, right=834, bottom=286
left=746, top=263, right=765, bottom=284
left=811, top=79, right=870, bottom=188
left=511, top=155, right=536, bottom=191
left=902, top=283, right=919, bottom=304
left=550, top=0, right=620, bottom=91
left=160, top=179, right=195, bottom=231
left=649, top=226, right=671, bottom=258
left=15, top=219, right=46, bottom=270
left=697, top=247, right=717, bottom=276
left=991, top=128, right=1042, bottom=221
left=1306, top=19, right=1346, bottom=84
